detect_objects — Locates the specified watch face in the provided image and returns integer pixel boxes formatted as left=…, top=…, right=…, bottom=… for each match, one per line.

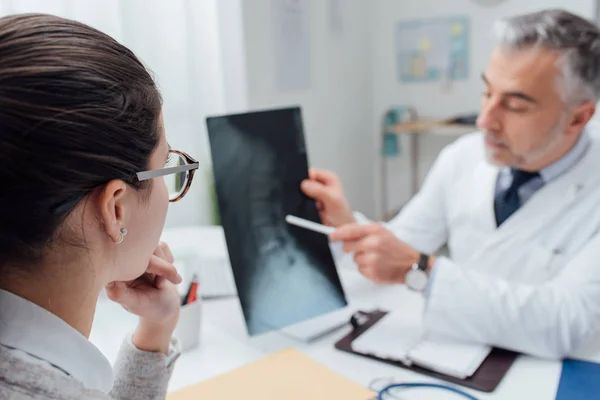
left=406, top=269, right=428, bottom=292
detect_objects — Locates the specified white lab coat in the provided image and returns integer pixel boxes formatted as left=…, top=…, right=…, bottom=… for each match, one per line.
left=380, top=121, right=600, bottom=360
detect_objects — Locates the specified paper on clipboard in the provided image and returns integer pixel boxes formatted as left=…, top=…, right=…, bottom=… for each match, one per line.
left=351, top=312, right=491, bottom=379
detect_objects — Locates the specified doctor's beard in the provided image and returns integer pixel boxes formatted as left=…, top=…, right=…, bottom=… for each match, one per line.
left=483, top=114, right=567, bottom=169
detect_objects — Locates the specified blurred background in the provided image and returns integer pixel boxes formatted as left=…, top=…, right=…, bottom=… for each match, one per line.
left=1, top=0, right=596, bottom=227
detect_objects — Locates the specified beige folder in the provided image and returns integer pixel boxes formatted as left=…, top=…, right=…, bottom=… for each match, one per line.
left=168, top=348, right=375, bottom=400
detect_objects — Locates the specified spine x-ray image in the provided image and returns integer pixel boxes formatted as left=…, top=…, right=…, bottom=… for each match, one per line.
left=207, top=107, right=348, bottom=336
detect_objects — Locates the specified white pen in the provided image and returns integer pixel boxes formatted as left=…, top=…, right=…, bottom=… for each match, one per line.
left=285, top=215, right=335, bottom=236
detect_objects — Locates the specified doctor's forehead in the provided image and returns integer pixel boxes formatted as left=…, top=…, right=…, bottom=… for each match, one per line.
left=484, top=47, right=562, bottom=102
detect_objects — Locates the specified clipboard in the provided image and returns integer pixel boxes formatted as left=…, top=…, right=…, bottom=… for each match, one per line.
left=335, top=310, right=518, bottom=393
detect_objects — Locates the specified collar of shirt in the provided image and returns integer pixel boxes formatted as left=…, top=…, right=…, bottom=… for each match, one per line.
left=497, top=129, right=591, bottom=188
left=0, top=289, right=114, bottom=393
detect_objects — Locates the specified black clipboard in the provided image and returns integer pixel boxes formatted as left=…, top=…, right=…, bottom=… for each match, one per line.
left=335, top=310, right=518, bottom=393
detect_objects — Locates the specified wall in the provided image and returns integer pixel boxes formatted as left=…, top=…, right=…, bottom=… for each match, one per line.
left=216, top=0, right=249, bottom=113
left=372, top=0, right=596, bottom=217
left=237, top=0, right=376, bottom=218
left=0, top=0, right=225, bottom=227
left=1, top=0, right=378, bottom=224
left=5, top=0, right=595, bottom=224
left=116, top=0, right=227, bottom=228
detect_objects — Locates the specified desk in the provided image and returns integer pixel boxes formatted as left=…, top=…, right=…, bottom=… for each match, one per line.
left=91, top=256, right=600, bottom=399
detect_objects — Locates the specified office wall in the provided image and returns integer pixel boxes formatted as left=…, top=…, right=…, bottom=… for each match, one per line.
left=237, top=0, right=376, bottom=218
left=1, top=0, right=378, bottom=225
left=373, top=0, right=596, bottom=217
left=0, top=0, right=225, bottom=227
left=4, top=0, right=596, bottom=224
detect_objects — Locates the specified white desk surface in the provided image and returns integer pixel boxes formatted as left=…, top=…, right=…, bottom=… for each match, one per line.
left=90, top=229, right=600, bottom=400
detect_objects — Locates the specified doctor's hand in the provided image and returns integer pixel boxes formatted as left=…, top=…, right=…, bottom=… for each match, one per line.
left=105, top=242, right=182, bottom=354
left=301, top=168, right=356, bottom=227
left=330, top=223, right=421, bottom=284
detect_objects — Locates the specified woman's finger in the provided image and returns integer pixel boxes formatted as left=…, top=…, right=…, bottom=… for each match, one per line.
left=154, top=244, right=167, bottom=261
left=158, top=241, right=175, bottom=263
left=146, top=255, right=182, bottom=285
left=155, top=275, right=169, bottom=290
left=105, top=281, right=128, bottom=302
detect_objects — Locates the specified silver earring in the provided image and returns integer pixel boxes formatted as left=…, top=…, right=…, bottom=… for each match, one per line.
left=115, top=228, right=128, bottom=244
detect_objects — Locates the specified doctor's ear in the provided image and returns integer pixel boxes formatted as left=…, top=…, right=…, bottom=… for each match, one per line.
left=96, top=180, right=129, bottom=243
left=566, top=102, right=596, bottom=136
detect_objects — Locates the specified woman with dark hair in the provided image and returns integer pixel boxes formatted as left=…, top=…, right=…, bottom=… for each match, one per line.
left=0, top=13, right=199, bottom=399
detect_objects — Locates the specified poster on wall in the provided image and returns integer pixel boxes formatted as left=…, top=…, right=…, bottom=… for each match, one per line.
left=271, top=0, right=311, bottom=92
left=396, top=16, right=470, bottom=83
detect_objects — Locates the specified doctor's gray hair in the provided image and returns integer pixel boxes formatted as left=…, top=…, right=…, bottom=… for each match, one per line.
left=494, top=9, right=600, bottom=106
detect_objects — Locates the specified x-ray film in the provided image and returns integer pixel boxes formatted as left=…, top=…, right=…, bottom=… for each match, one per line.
left=206, top=107, right=348, bottom=336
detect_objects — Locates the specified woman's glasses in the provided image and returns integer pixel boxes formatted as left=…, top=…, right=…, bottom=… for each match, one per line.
left=136, top=149, right=199, bottom=202
left=52, top=149, right=200, bottom=215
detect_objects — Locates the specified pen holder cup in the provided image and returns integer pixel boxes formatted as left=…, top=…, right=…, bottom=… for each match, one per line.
left=173, top=298, right=202, bottom=352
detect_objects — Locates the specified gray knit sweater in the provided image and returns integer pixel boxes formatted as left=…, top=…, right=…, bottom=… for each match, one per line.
left=0, top=337, right=180, bottom=399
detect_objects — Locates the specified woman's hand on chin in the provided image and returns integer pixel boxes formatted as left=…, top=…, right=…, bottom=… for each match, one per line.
left=105, top=242, right=182, bottom=354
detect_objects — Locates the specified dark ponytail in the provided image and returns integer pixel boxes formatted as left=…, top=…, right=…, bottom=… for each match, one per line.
left=0, top=14, right=162, bottom=268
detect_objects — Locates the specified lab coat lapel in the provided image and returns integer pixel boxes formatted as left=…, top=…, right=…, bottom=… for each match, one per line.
left=468, top=160, right=499, bottom=234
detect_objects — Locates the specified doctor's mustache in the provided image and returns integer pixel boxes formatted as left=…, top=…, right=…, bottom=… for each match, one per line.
left=483, top=132, right=509, bottom=148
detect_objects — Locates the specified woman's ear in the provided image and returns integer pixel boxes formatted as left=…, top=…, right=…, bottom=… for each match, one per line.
left=97, top=180, right=128, bottom=243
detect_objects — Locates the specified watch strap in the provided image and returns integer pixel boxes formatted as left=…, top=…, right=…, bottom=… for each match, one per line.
left=418, top=253, right=429, bottom=272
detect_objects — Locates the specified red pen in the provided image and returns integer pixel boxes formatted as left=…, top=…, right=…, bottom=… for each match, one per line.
left=185, top=281, right=199, bottom=305
left=181, top=274, right=199, bottom=305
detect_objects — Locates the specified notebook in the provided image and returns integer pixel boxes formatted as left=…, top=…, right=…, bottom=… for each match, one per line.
left=167, top=348, right=374, bottom=400
left=351, top=312, right=491, bottom=379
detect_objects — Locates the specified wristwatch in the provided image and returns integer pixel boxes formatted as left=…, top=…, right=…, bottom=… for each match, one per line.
left=406, top=253, right=429, bottom=292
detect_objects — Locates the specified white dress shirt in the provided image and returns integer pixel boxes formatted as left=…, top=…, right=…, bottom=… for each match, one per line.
left=0, top=289, right=114, bottom=393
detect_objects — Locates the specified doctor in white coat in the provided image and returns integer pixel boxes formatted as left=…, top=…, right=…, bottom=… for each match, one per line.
left=302, top=9, right=600, bottom=360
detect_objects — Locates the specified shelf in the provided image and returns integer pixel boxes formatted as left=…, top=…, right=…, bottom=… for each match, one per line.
left=390, top=119, right=476, bottom=136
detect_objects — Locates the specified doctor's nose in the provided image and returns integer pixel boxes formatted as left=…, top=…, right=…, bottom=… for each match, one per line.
left=477, top=103, right=502, bottom=133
